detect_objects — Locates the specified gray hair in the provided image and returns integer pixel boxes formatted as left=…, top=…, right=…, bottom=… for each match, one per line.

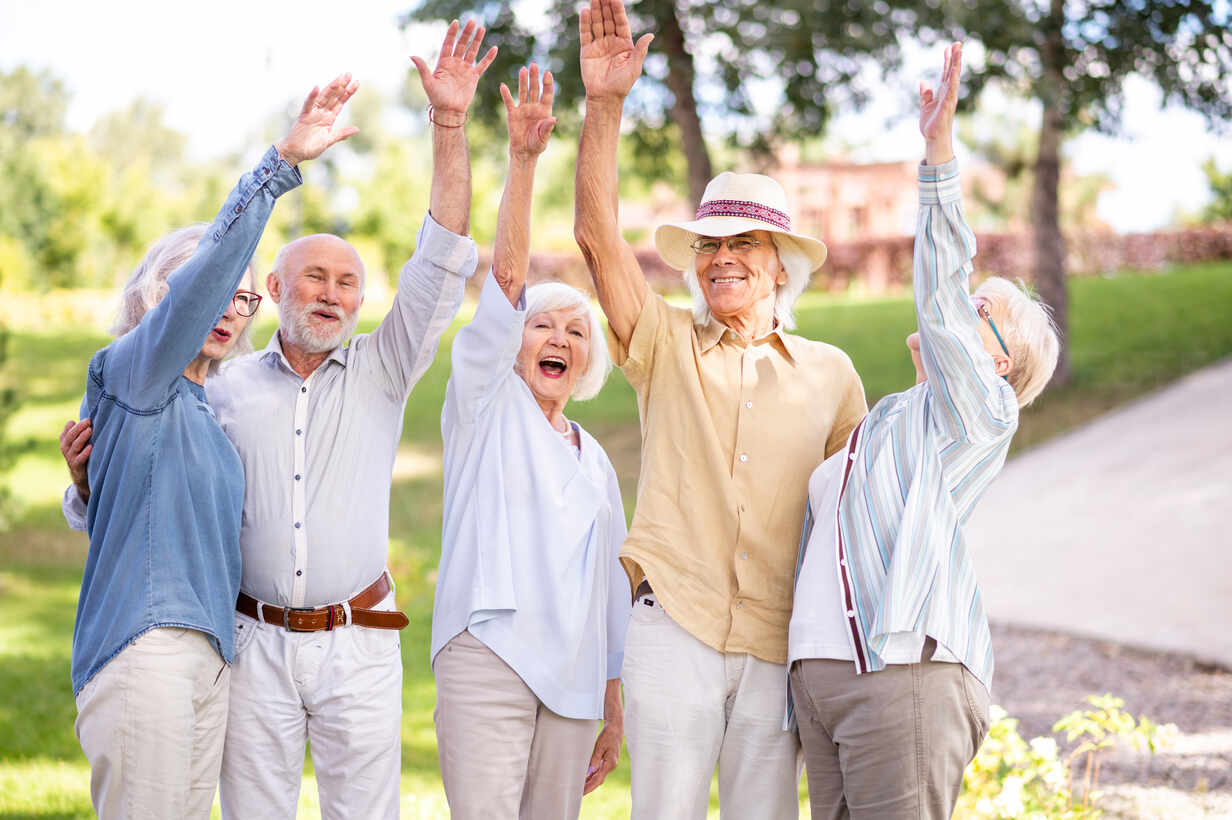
left=974, top=276, right=1060, bottom=407
left=111, top=224, right=257, bottom=375
left=523, top=282, right=612, bottom=401
left=681, top=234, right=814, bottom=331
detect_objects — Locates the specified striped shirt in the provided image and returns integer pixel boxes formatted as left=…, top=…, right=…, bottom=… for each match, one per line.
left=794, top=159, right=1017, bottom=692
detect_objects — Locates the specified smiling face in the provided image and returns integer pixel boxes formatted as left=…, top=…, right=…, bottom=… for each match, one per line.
left=694, top=230, right=787, bottom=329
left=198, top=270, right=257, bottom=361
left=269, top=235, right=365, bottom=355
left=513, top=306, right=591, bottom=411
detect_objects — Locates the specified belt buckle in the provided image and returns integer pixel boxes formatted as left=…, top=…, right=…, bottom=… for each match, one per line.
left=282, top=606, right=318, bottom=633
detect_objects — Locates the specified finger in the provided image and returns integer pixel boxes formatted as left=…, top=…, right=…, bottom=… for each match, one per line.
left=536, top=117, right=557, bottom=144
left=455, top=19, right=477, bottom=59
left=579, top=7, right=593, bottom=45
left=60, top=420, right=75, bottom=447
left=634, top=32, right=654, bottom=61
left=589, top=0, right=603, bottom=40
left=612, top=0, right=632, bottom=40
left=500, top=81, right=515, bottom=114
left=541, top=69, right=555, bottom=108
left=70, top=424, right=92, bottom=452
left=521, top=64, right=532, bottom=105
left=410, top=55, right=430, bottom=81
left=327, top=126, right=360, bottom=147
left=299, top=86, right=320, bottom=118
left=441, top=19, right=460, bottom=58
left=476, top=45, right=498, bottom=74
left=71, top=444, right=92, bottom=468
left=600, top=0, right=616, bottom=38
left=464, top=25, right=485, bottom=64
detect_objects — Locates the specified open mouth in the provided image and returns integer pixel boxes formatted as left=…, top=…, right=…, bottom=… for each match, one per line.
left=538, top=355, right=567, bottom=378
left=710, top=275, right=746, bottom=286
left=311, top=310, right=340, bottom=323
left=211, top=327, right=232, bottom=342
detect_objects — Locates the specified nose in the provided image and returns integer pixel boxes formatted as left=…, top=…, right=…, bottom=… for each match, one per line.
left=319, top=279, right=341, bottom=305
left=712, top=240, right=737, bottom=264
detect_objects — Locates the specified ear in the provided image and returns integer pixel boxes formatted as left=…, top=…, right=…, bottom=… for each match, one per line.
left=266, top=271, right=283, bottom=304
left=991, top=351, right=1013, bottom=378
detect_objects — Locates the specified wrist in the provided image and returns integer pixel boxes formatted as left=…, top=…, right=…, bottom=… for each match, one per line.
left=584, top=94, right=626, bottom=113
left=273, top=141, right=302, bottom=168
left=429, top=105, right=468, bottom=128
left=924, top=138, right=954, bottom=166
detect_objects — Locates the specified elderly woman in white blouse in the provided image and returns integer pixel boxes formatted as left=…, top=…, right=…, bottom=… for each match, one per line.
left=430, top=64, right=630, bottom=820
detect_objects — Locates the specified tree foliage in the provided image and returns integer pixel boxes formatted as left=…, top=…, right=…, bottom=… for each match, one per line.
left=1200, top=157, right=1232, bottom=224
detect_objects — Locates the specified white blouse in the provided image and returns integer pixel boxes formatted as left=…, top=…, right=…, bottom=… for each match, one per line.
left=431, top=274, right=631, bottom=719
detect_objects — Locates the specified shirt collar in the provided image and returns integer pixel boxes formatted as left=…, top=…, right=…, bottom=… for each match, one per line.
left=261, top=330, right=348, bottom=373
left=696, top=316, right=800, bottom=365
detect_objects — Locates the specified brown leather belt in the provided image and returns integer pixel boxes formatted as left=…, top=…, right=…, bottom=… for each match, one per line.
left=236, top=573, right=410, bottom=632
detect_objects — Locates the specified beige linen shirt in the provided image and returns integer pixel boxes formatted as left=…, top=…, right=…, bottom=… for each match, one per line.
left=613, top=293, right=867, bottom=664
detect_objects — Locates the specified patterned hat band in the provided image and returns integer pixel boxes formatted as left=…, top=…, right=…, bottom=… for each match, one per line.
left=694, top=199, right=792, bottom=231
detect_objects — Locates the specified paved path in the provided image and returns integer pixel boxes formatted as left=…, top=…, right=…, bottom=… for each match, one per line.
left=965, top=357, right=1232, bottom=669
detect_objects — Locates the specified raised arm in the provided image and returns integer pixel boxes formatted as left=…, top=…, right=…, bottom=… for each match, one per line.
left=109, top=74, right=358, bottom=403
left=412, top=19, right=497, bottom=235
left=573, top=0, right=654, bottom=346
left=492, top=63, right=557, bottom=305
left=915, top=44, right=1016, bottom=443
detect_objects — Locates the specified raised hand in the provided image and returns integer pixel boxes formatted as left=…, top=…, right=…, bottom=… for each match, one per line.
left=501, top=63, right=557, bottom=161
left=579, top=0, right=654, bottom=102
left=411, top=20, right=498, bottom=120
left=920, top=42, right=962, bottom=164
left=274, top=73, right=361, bottom=167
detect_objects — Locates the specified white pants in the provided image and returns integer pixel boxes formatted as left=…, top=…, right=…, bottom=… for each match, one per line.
left=623, top=593, right=802, bottom=819
left=433, top=630, right=598, bottom=820
left=74, top=627, right=230, bottom=820
left=219, top=593, right=403, bottom=820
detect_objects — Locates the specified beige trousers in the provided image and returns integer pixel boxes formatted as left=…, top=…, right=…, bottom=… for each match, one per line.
left=623, top=593, right=803, bottom=819
left=433, top=630, right=598, bottom=820
left=74, top=627, right=230, bottom=820
left=789, top=648, right=991, bottom=820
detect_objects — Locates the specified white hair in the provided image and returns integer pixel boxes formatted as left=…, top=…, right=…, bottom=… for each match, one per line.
left=974, top=276, right=1060, bottom=407
left=681, top=234, right=814, bottom=331
left=523, top=282, right=612, bottom=401
left=111, top=224, right=257, bottom=375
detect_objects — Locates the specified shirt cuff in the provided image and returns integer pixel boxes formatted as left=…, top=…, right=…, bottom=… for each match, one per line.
left=62, top=484, right=87, bottom=531
left=918, top=157, right=961, bottom=205
left=416, top=211, right=480, bottom=277
left=260, top=145, right=304, bottom=198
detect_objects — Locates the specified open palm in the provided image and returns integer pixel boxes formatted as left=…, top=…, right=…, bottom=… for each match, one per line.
left=579, top=0, right=653, bottom=101
left=411, top=19, right=497, bottom=115
left=276, top=73, right=360, bottom=166
left=920, top=42, right=962, bottom=143
left=502, top=63, right=556, bottom=160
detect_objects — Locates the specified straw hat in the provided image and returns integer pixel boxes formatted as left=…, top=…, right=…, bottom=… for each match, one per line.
left=654, top=172, right=828, bottom=272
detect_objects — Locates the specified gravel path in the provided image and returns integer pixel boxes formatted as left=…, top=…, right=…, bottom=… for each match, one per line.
left=990, top=622, right=1232, bottom=818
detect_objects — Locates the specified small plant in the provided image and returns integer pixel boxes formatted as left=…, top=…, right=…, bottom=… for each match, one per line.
left=957, top=695, right=1172, bottom=819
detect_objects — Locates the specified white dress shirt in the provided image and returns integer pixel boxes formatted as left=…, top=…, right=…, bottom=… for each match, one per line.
left=432, top=273, right=632, bottom=720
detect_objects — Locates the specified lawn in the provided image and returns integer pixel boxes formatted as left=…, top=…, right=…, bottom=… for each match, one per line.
left=1, top=261, right=1230, bottom=818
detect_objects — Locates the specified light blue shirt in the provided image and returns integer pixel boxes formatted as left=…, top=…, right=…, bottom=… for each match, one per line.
left=794, top=159, right=1016, bottom=694
left=433, top=274, right=632, bottom=720
left=71, top=147, right=300, bottom=695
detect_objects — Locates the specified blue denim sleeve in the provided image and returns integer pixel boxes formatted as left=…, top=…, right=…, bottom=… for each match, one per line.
left=98, top=147, right=301, bottom=406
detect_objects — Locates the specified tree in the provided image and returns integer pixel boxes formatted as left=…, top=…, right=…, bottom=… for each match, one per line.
left=927, top=0, right=1232, bottom=384
left=402, top=0, right=916, bottom=207
left=1200, top=157, right=1232, bottom=224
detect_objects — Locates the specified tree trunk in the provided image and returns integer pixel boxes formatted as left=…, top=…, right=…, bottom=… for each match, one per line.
left=1032, top=0, right=1070, bottom=385
left=646, top=0, right=712, bottom=209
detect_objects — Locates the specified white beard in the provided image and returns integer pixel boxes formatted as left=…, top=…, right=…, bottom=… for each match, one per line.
left=279, top=295, right=358, bottom=354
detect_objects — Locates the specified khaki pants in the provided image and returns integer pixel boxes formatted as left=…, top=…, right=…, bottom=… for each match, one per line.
left=74, top=627, right=230, bottom=820
left=789, top=649, right=991, bottom=820
left=433, top=630, right=598, bottom=820
left=623, top=593, right=803, bottom=820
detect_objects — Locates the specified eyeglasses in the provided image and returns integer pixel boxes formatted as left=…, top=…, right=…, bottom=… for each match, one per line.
left=233, top=290, right=263, bottom=318
left=970, top=296, right=1009, bottom=357
left=689, top=235, right=767, bottom=256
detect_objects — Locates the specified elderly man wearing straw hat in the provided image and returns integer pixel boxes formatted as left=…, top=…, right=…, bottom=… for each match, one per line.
left=572, top=1, right=866, bottom=816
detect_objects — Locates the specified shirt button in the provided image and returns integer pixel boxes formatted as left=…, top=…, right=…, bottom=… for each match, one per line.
left=294, top=522, right=301, bottom=529
left=301, top=386, right=307, bottom=393
left=735, top=601, right=743, bottom=609
left=741, top=552, right=748, bottom=559
left=840, top=559, right=847, bottom=567
left=296, top=429, right=302, bottom=436
left=234, top=205, right=242, bottom=213
left=745, top=401, right=753, bottom=409
left=296, top=570, right=303, bottom=576
left=846, top=610, right=855, bottom=617
left=738, top=453, right=748, bottom=463
left=295, top=474, right=301, bottom=481
left=849, top=452, right=856, bottom=460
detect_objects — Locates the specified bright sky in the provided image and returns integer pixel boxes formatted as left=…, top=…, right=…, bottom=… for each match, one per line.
left=2, top=0, right=1229, bottom=232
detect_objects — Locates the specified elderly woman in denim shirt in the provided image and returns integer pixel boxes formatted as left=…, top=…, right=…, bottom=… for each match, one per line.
left=60, top=76, right=358, bottom=820
left=431, top=64, right=631, bottom=820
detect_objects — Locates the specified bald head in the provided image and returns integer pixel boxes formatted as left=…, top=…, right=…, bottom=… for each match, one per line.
left=272, top=234, right=365, bottom=289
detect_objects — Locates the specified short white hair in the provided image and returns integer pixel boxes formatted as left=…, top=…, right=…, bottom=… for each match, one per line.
left=111, top=224, right=257, bottom=374
left=975, top=276, right=1060, bottom=407
left=523, top=282, right=612, bottom=401
left=681, top=234, right=813, bottom=330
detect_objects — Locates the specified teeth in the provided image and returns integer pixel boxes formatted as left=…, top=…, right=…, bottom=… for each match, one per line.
left=712, top=277, right=743, bottom=284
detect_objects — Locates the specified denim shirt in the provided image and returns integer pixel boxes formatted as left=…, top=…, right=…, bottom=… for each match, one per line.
left=71, top=147, right=301, bottom=696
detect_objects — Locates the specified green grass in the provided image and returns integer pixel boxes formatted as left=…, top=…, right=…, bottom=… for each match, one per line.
left=2, top=261, right=1231, bottom=817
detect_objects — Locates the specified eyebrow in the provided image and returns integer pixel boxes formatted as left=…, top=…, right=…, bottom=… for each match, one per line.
left=301, top=265, right=361, bottom=280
